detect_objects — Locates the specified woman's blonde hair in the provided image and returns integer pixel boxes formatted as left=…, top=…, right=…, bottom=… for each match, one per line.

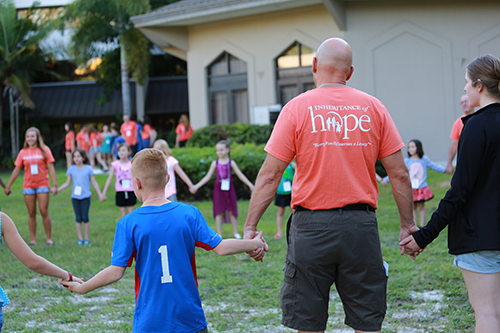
left=24, top=127, right=48, bottom=159
left=153, top=139, right=172, bottom=158
left=179, top=114, right=190, bottom=131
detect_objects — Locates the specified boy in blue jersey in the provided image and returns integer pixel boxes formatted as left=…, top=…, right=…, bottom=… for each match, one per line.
left=61, top=149, right=266, bottom=333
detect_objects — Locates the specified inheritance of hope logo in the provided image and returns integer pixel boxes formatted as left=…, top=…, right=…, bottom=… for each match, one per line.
left=309, top=105, right=371, bottom=139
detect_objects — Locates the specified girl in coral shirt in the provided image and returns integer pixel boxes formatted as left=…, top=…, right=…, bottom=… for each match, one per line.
left=4, top=127, right=58, bottom=246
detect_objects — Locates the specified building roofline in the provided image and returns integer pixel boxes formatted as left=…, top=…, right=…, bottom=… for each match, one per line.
left=131, top=0, right=327, bottom=28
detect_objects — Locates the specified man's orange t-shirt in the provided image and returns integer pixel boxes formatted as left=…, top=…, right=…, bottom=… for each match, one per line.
left=76, top=131, right=90, bottom=153
left=265, top=86, right=404, bottom=210
left=65, top=130, right=75, bottom=151
left=14, top=147, right=55, bottom=189
left=121, top=121, right=138, bottom=146
left=450, top=116, right=466, bottom=141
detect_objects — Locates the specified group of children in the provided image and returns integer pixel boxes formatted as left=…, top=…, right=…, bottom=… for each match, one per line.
left=0, top=147, right=267, bottom=333
left=1, top=129, right=452, bottom=332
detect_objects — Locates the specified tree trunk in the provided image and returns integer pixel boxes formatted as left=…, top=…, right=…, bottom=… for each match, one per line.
left=0, top=86, right=4, bottom=151
left=9, top=88, right=16, bottom=158
left=120, top=43, right=132, bottom=117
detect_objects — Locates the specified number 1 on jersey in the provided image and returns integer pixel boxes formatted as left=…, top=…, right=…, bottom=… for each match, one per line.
left=158, top=245, right=173, bottom=283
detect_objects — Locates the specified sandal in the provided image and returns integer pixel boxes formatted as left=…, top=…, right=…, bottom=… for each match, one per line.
left=46, top=241, right=54, bottom=246
left=29, top=242, right=36, bottom=246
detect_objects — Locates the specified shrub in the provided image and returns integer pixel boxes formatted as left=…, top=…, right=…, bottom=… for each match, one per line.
left=173, top=143, right=267, bottom=201
left=187, top=123, right=274, bottom=148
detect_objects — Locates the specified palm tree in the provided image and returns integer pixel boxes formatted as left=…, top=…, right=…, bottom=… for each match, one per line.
left=0, top=0, right=56, bottom=155
left=63, top=0, right=151, bottom=117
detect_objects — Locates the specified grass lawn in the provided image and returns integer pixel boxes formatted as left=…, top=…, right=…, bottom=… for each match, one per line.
left=0, top=168, right=474, bottom=332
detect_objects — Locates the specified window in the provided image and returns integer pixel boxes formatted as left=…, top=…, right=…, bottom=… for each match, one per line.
left=275, top=42, right=316, bottom=108
left=207, top=52, right=249, bottom=124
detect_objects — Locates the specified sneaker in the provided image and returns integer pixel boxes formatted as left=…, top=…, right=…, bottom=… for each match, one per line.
left=77, top=240, right=83, bottom=246
left=84, top=240, right=90, bottom=246
left=234, top=233, right=241, bottom=239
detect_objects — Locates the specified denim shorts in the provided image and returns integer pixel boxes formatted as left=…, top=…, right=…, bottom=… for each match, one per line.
left=454, top=250, right=500, bottom=274
left=23, top=187, right=50, bottom=195
left=72, top=198, right=91, bottom=223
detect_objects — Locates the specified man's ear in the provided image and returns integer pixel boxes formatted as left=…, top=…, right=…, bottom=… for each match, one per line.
left=346, top=65, right=354, bottom=81
left=312, top=57, right=318, bottom=74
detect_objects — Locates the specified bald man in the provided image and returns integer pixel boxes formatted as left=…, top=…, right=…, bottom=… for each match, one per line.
left=445, top=95, right=475, bottom=174
left=244, top=38, right=415, bottom=333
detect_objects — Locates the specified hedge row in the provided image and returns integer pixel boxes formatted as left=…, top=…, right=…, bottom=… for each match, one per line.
left=172, top=143, right=267, bottom=202
left=186, top=123, right=274, bottom=148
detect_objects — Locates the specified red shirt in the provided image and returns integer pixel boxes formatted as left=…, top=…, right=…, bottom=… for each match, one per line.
left=265, top=86, right=404, bottom=210
left=76, top=131, right=90, bottom=153
left=175, top=124, right=194, bottom=142
left=65, top=130, right=75, bottom=151
left=14, top=147, right=55, bottom=189
left=120, top=121, right=138, bottom=146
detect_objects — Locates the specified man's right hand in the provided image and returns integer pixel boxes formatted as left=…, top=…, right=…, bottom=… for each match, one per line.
left=244, top=230, right=269, bottom=262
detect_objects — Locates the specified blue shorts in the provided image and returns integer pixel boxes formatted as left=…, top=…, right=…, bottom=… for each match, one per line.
left=454, top=251, right=500, bottom=274
left=23, top=187, right=50, bottom=195
left=89, top=147, right=101, bottom=154
left=72, top=198, right=91, bottom=223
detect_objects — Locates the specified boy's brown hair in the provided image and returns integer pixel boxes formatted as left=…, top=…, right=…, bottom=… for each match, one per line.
left=131, top=149, right=168, bottom=190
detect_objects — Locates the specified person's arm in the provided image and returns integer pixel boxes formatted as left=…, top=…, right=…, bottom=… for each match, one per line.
left=90, top=175, right=105, bottom=202
left=173, top=163, right=194, bottom=188
left=213, top=232, right=265, bottom=256
left=0, top=176, right=6, bottom=189
left=57, top=175, right=72, bottom=192
left=424, top=156, right=447, bottom=174
left=446, top=140, right=458, bottom=174
left=102, top=167, right=115, bottom=200
left=193, top=161, right=216, bottom=190
left=4, top=166, right=21, bottom=196
left=380, top=150, right=419, bottom=259
left=47, top=163, right=58, bottom=196
left=2, top=213, right=81, bottom=282
left=231, top=160, right=254, bottom=191
left=61, top=265, right=126, bottom=294
left=175, top=133, right=180, bottom=148
left=70, top=135, right=76, bottom=152
left=243, top=154, right=288, bottom=261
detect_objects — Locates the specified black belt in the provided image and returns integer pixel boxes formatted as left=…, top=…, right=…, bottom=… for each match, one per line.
left=296, top=203, right=375, bottom=212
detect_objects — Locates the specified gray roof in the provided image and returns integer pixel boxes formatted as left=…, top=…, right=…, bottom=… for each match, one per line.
left=27, top=77, right=187, bottom=119
left=132, top=0, right=328, bottom=27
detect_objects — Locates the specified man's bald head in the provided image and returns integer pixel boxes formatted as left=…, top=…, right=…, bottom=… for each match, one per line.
left=313, top=38, right=354, bottom=85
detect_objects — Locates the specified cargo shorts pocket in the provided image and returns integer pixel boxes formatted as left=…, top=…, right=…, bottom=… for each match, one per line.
left=280, top=260, right=297, bottom=316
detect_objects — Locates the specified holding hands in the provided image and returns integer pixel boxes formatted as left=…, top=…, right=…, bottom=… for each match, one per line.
left=399, top=226, right=424, bottom=260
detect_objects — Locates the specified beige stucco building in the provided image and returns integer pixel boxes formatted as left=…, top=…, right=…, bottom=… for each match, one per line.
left=132, top=0, right=500, bottom=162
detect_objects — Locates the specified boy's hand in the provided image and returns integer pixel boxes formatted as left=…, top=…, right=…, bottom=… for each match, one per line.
left=60, top=281, right=84, bottom=294
left=4, top=187, right=11, bottom=196
left=189, top=185, right=197, bottom=194
left=245, top=230, right=269, bottom=262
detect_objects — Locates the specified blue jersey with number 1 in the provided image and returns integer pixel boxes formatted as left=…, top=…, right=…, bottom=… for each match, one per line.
left=111, top=202, right=223, bottom=333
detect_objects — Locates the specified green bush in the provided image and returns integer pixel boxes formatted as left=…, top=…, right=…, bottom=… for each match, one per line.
left=187, top=123, right=274, bottom=148
left=172, top=143, right=267, bottom=201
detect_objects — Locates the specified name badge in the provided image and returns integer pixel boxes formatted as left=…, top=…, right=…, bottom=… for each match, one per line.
left=221, top=179, right=230, bottom=191
left=126, top=130, right=131, bottom=136
left=283, top=181, right=291, bottom=193
left=30, top=164, right=39, bottom=175
left=411, top=178, right=420, bottom=189
left=122, top=179, right=131, bottom=189
left=74, top=186, right=83, bottom=196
